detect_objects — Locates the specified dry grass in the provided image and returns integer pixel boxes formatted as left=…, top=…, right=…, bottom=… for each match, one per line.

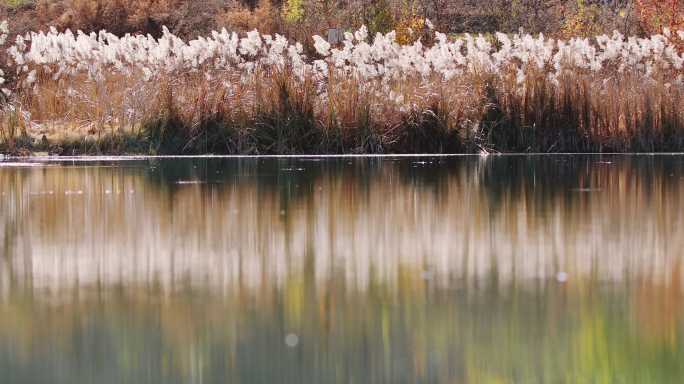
left=3, top=58, right=683, bottom=155
left=483, top=66, right=684, bottom=152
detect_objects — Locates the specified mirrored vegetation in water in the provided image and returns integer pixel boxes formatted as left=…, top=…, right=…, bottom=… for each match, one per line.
left=0, top=156, right=683, bottom=383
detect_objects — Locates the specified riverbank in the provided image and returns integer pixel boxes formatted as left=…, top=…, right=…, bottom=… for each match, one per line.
left=2, top=25, right=684, bottom=155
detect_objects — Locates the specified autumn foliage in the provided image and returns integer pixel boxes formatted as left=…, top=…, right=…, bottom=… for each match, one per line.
left=42, top=0, right=185, bottom=37
left=636, top=0, right=684, bottom=33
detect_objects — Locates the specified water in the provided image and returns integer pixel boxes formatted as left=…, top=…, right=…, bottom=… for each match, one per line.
left=1, top=155, right=683, bottom=383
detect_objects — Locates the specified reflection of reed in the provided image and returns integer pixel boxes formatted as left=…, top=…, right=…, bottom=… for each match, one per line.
left=1, top=157, right=684, bottom=383
left=0, top=157, right=683, bottom=296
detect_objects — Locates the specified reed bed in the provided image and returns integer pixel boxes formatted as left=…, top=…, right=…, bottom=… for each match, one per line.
left=1, top=23, right=684, bottom=154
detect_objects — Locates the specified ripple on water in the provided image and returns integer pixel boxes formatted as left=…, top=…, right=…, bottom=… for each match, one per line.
left=0, top=162, right=52, bottom=168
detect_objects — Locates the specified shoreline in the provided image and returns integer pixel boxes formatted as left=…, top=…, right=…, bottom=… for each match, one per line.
left=4, top=152, right=684, bottom=161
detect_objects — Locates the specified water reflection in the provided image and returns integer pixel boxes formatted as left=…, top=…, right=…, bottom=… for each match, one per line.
left=0, top=156, right=683, bottom=383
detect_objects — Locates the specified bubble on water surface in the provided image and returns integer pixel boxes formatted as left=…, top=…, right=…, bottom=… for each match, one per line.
left=556, top=272, right=568, bottom=283
left=285, top=333, right=299, bottom=348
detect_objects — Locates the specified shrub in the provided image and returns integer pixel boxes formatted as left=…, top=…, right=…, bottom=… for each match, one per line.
left=560, top=0, right=603, bottom=38
left=37, top=0, right=190, bottom=38
left=366, top=0, right=394, bottom=36
left=637, top=0, right=684, bottom=34
left=282, top=0, right=304, bottom=23
left=217, top=0, right=280, bottom=35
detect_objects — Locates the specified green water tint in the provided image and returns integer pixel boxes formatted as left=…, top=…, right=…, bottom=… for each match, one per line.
left=1, top=156, right=683, bottom=383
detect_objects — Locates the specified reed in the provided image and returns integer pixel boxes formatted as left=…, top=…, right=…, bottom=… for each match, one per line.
left=1, top=24, right=684, bottom=154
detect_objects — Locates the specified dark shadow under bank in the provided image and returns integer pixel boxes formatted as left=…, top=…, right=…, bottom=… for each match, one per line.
left=4, top=74, right=684, bottom=155
left=4, top=134, right=684, bottom=156
left=3, top=113, right=684, bottom=156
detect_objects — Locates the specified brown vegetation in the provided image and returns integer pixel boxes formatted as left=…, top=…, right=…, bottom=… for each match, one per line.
left=3, top=57, right=683, bottom=155
left=0, top=0, right=648, bottom=40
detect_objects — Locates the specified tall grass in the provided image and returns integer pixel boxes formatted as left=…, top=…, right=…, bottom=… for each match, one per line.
left=1, top=24, right=684, bottom=154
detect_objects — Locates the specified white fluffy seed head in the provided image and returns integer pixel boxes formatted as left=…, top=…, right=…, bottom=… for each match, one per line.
left=0, top=23, right=682, bottom=106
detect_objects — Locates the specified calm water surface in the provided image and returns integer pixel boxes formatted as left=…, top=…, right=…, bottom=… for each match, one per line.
left=1, top=155, right=684, bottom=383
